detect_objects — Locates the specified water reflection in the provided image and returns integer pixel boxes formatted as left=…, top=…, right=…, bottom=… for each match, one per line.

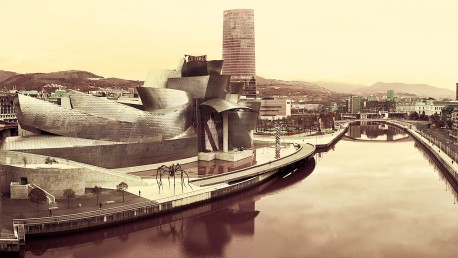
left=24, top=122, right=458, bottom=258
left=413, top=141, right=458, bottom=204
left=346, top=121, right=408, bottom=141
left=25, top=158, right=316, bottom=257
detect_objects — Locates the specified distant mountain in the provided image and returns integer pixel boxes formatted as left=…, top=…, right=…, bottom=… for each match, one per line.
left=0, top=70, right=143, bottom=91
left=256, top=76, right=347, bottom=103
left=354, top=82, right=454, bottom=99
left=0, top=70, right=18, bottom=83
left=314, top=81, right=365, bottom=93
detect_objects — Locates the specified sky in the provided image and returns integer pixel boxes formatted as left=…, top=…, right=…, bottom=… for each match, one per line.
left=1, top=0, right=457, bottom=90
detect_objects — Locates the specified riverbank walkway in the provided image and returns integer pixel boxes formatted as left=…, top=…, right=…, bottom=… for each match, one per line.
left=388, top=120, right=458, bottom=179
left=1, top=141, right=315, bottom=234
left=254, top=123, right=349, bottom=148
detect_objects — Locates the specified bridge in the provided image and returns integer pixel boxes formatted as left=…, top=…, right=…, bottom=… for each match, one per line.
left=342, top=112, right=408, bottom=120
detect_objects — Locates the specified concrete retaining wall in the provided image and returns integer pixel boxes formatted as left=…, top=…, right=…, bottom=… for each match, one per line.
left=10, top=182, right=30, bottom=199
left=4, top=165, right=85, bottom=196
left=0, top=150, right=147, bottom=196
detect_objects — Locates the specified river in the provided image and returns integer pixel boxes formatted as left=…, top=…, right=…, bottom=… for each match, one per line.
left=24, top=122, right=458, bottom=258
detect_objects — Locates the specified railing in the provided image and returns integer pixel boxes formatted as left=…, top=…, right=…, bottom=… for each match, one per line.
left=12, top=145, right=312, bottom=236
left=191, top=143, right=312, bottom=185
left=30, top=184, right=55, bottom=204
left=386, top=120, right=458, bottom=183
left=12, top=174, right=267, bottom=235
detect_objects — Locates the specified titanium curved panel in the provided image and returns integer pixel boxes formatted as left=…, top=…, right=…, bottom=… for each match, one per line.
left=167, top=76, right=210, bottom=99
left=227, top=82, right=244, bottom=95
left=182, top=60, right=208, bottom=77
left=143, top=69, right=180, bottom=88
left=136, top=87, right=191, bottom=111
left=13, top=96, right=43, bottom=135
left=16, top=94, right=192, bottom=142
left=205, top=75, right=230, bottom=100
left=228, top=111, right=258, bottom=149
left=225, top=94, right=239, bottom=103
left=207, top=60, right=224, bottom=75
left=201, top=98, right=254, bottom=113
left=69, top=90, right=146, bottom=123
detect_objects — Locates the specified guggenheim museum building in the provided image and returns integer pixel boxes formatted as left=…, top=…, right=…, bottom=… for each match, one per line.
left=1, top=55, right=260, bottom=170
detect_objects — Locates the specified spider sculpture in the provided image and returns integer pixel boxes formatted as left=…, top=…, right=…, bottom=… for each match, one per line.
left=156, top=163, right=193, bottom=192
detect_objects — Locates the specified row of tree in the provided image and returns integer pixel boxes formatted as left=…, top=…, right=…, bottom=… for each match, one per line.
left=257, top=111, right=338, bottom=133
left=408, top=111, right=449, bottom=128
left=27, top=182, right=130, bottom=211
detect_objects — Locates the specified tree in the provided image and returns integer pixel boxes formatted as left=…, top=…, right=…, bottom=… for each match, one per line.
left=90, top=185, right=102, bottom=205
left=409, top=111, right=419, bottom=120
left=63, top=188, right=76, bottom=209
left=28, top=188, right=47, bottom=211
left=117, top=182, right=128, bottom=202
left=419, top=111, right=428, bottom=121
left=45, top=157, right=58, bottom=165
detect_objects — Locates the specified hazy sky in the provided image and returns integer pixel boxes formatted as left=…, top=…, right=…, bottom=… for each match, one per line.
left=1, top=0, right=457, bottom=90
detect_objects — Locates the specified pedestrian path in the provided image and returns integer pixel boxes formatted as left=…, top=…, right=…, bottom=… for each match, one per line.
left=254, top=124, right=349, bottom=146
left=388, top=120, right=458, bottom=177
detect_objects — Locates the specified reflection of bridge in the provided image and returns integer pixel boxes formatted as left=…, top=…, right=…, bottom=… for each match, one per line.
left=342, top=135, right=411, bottom=142
left=343, top=112, right=407, bottom=120
left=335, top=119, right=421, bottom=142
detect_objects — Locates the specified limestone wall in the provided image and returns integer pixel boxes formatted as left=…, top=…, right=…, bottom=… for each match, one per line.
left=4, top=165, right=85, bottom=196
left=0, top=150, right=148, bottom=196
left=10, top=182, right=30, bottom=199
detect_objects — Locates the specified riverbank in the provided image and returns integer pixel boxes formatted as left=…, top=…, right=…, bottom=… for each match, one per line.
left=387, top=120, right=458, bottom=187
left=3, top=144, right=314, bottom=245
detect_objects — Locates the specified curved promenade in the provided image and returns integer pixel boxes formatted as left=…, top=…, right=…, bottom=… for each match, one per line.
left=10, top=143, right=315, bottom=239
left=386, top=120, right=458, bottom=188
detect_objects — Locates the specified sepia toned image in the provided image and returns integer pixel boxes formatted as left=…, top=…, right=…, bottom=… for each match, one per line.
left=1, top=1, right=458, bottom=257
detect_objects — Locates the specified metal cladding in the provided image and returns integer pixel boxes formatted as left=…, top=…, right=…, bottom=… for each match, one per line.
left=69, top=90, right=145, bottom=123
left=200, top=98, right=253, bottom=113
left=182, top=55, right=208, bottom=77
left=136, top=87, right=192, bottom=111
left=228, top=111, right=258, bottom=149
left=207, top=60, right=224, bottom=75
left=11, top=54, right=260, bottom=168
left=205, top=75, right=230, bottom=100
left=225, top=94, right=239, bottom=103
left=166, top=76, right=210, bottom=99
left=15, top=93, right=192, bottom=142
left=143, top=69, right=180, bottom=88
left=227, top=82, right=244, bottom=95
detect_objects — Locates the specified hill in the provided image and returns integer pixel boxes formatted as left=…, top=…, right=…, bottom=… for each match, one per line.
left=313, top=81, right=364, bottom=93
left=0, top=70, right=18, bottom=83
left=0, top=70, right=143, bottom=91
left=354, top=82, right=454, bottom=99
left=256, top=76, right=347, bottom=103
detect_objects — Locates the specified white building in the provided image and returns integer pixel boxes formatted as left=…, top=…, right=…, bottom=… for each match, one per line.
left=259, top=99, right=291, bottom=120
left=413, top=100, right=458, bottom=116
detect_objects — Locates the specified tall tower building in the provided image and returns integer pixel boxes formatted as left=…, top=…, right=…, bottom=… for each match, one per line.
left=222, top=9, right=256, bottom=98
left=456, top=83, right=458, bottom=101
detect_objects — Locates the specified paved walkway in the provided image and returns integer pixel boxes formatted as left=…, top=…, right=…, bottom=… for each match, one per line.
left=254, top=124, right=348, bottom=146
left=389, top=120, right=458, bottom=176
left=0, top=141, right=306, bottom=232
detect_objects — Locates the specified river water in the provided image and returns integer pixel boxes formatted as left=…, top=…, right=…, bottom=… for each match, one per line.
left=25, top=122, right=458, bottom=258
